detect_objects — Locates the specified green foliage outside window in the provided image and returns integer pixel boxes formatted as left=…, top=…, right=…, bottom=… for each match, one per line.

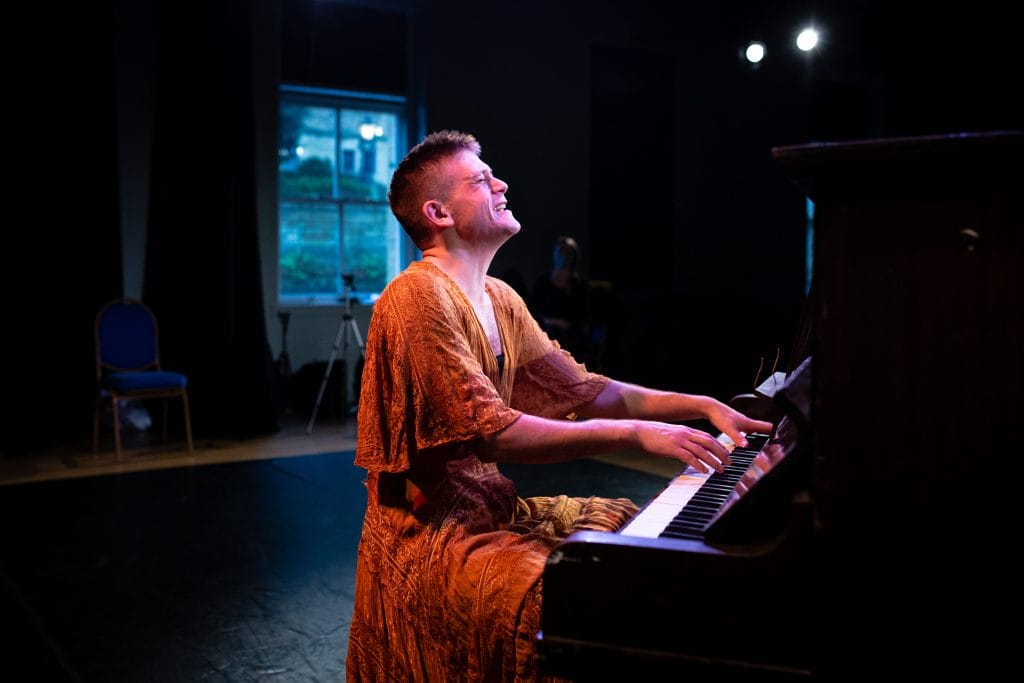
left=339, top=174, right=388, bottom=201
left=280, top=245, right=338, bottom=295
left=280, top=158, right=333, bottom=199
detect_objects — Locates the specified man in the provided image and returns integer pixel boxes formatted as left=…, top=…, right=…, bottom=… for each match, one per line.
left=346, top=130, right=772, bottom=682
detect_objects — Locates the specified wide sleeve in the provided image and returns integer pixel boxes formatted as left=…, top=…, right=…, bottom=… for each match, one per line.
left=355, top=270, right=522, bottom=473
left=490, top=278, right=610, bottom=419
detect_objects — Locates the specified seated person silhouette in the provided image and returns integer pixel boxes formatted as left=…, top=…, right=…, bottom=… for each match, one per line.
left=529, top=235, right=589, bottom=356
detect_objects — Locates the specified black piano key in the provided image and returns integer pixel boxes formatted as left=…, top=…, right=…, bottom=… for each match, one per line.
left=666, top=515, right=711, bottom=527
left=661, top=527, right=703, bottom=540
left=670, top=520, right=713, bottom=533
left=743, top=432, right=770, bottom=449
left=683, top=499, right=721, bottom=510
left=668, top=510, right=717, bottom=526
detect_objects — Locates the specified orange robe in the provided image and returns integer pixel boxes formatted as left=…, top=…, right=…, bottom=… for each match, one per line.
left=346, top=260, right=638, bottom=682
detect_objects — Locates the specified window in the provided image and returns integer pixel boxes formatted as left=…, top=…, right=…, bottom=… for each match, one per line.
left=278, top=85, right=409, bottom=305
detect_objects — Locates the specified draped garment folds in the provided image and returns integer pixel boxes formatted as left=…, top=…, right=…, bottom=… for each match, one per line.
left=346, top=260, right=638, bottom=682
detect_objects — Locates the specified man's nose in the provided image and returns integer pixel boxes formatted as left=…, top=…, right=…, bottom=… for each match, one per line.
left=490, top=176, right=508, bottom=193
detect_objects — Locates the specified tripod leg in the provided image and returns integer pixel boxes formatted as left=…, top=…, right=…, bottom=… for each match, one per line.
left=305, top=350, right=340, bottom=435
left=343, top=319, right=367, bottom=415
left=306, top=316, right=348, bottom=435
left=349, top=319, right=366, bottom=356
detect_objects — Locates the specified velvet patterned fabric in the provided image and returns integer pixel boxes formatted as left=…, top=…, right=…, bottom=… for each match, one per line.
left=347, top=261, right=638, bottom=682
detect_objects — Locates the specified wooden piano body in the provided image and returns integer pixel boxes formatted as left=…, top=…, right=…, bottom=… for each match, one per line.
left=538, top=131, right=1022, bottom=680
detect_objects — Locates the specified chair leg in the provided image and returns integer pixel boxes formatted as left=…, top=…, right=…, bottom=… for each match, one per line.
left=111, top=397, right=123, bottom=462
left=182, top=392, right=194, bottom=454
left=162, top=401, right=169, bottom=444
left=92, top=396, right=101, bottom=453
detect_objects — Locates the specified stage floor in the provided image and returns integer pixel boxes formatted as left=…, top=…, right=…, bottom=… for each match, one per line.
left=2, top=449, right=365, bottom=681
left=1, top=415, right=672, bottom=681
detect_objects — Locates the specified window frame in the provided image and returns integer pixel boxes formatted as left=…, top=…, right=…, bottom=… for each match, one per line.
left=277, top=83, right=413, bottom=308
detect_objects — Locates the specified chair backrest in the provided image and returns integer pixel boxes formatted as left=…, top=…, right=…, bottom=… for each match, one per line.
left=95, top=298, right=162, bottom=376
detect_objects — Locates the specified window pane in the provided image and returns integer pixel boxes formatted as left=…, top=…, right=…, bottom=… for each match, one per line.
left=278, top=86, right=407, bottom=306
left=279, top=202, right=341, bottom=297
left=339, top=110, right=398, bottom=202
left=279, top=105, right=337, bottom=200
left=342, top=204, right=401, bottom=296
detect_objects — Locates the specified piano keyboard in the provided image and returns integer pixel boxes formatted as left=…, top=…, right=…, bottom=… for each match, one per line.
left=619, top=432, right=770, bottom=540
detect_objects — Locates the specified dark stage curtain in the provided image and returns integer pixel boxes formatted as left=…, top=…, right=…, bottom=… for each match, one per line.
left=4, top=3, right=122, bottom=457
left=144, top=0, right=279, bottom=440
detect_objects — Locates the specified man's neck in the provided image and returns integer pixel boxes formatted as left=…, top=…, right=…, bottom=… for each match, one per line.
left=421, top=248, right=493, bottom=303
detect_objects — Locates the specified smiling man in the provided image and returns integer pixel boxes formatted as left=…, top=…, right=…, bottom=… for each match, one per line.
left=345, top=130, right=771, bottom=682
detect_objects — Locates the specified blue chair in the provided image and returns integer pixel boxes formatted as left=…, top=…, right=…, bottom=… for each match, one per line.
left=92, top=297, right=194, bottom=460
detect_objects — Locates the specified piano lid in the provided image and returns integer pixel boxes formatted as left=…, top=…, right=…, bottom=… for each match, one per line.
left=771, top=130, right=1024, bottom=203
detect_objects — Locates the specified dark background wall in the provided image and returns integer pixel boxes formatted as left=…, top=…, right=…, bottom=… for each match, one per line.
left=9, top=0, right=1020, bottom=456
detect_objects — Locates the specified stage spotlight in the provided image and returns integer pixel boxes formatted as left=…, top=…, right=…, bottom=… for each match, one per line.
left=744, top=41, right=766, bottom=64
left=796, top=27, right=819, bottom=52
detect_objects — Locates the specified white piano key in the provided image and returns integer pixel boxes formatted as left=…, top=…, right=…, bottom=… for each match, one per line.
left=619, top=471, right=711, bottom=537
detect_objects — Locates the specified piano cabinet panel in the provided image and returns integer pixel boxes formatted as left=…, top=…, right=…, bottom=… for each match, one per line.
left=777, top=131, right=1023, bottom=678
left=814, top=194, right=1021, bottom=581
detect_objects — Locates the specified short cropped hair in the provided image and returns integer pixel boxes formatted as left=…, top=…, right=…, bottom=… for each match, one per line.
left=388, top=130, right=482, bottom=248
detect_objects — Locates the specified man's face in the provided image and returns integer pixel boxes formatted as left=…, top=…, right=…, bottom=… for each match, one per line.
left=442, top=150, right=521, bottom=242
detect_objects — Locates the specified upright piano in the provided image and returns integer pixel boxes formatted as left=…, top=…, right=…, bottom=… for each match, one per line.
left=537, top=131, right=1022, bottom=680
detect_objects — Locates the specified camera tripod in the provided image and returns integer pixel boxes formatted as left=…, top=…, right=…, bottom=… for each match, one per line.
left=306, top=278, right=366, bottom=435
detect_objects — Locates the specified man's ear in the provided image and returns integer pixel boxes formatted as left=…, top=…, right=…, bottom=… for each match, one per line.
left=423, top=200, right=454, bottom=227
